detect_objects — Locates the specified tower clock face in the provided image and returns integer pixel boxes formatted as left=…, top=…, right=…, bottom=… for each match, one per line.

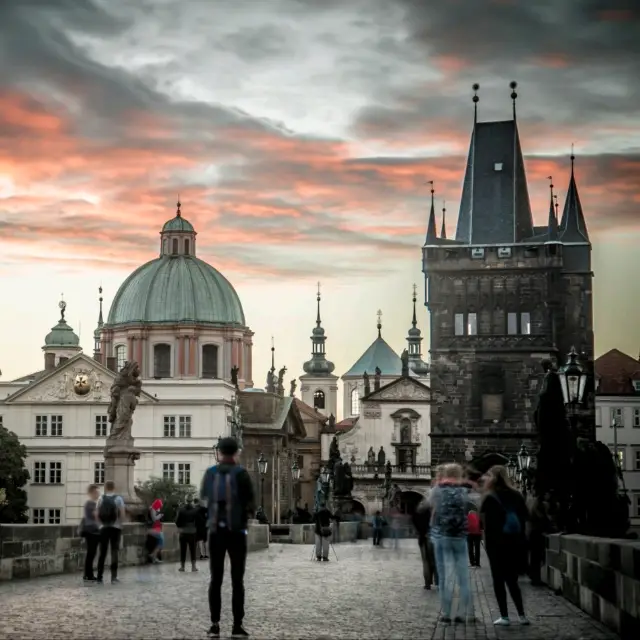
left=73, top=373, right=91, bottom=395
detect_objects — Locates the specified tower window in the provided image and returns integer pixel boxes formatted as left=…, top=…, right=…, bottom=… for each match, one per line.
left=153, top=344, right=171, bottom=378
left=313, top=390, right=325, bottom=410
left=350, top=388, right=360, bottom=416
left=184, top=239, right=190, bottom=255
left=454, top=313, right=465, bottom=336
left=172, top=238, right=179, bottom=254
left=520, top=312, right=531, bottom=335
left=507, top=313, right=518, bottom=335
left=467, top=313, right=478, bottom=336
left=202, top=344, right=219, bottom=378
left=115, top=345, right=126, bottom=371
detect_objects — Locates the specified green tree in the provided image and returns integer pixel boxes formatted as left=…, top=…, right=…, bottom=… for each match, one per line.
left=135, top=477, right=196, bottom=522
left=0, top=424, right=30, bottom=523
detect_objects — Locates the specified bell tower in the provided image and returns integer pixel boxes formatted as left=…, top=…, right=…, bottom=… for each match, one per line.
left=299, top=283, right=338, bottom=417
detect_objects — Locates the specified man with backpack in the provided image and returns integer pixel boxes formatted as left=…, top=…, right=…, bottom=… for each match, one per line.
left=175, top=495, right=199, bottom=572
left=95, top=480, right=126, bottom=584
left=200, top=437, right=255, bottom=638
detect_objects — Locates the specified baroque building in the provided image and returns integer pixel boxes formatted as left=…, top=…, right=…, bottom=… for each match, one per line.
left=422, top=85, right=593, bottom=469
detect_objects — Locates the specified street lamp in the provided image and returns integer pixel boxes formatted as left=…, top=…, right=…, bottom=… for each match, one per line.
left=517, top=444, right=531, bottom=473
left=320, top=466, right=330, bottom=485
left=258, top=453, right=268, bottom=511
left=558, top=347, right=589, bottom=410
left=507, top=456, right=518, bottom=482
left=291, top=459, right=300, bottom=482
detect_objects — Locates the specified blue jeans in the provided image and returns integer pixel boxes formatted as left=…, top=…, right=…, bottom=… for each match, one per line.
left=431, top=533, right=445, bottom=591
left=439, top=536, right=473, bottom=618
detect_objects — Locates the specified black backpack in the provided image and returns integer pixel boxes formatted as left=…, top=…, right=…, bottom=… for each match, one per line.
left=99, top=495, right=118, bottom=525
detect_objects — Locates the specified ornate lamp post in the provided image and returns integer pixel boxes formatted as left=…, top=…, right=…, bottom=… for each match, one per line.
left=558, top=347, right=589, bottom=427
left=258, top=452, right=268, bottom=512
left=291, top=459, right=300, bottom=507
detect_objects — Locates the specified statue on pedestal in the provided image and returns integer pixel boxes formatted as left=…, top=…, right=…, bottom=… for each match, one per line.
left=363, top=371, right=371, bottom=396
left=377, top=446, right=386, bottom=467
left=266, top=369, right=276, bottom=393
left=230, top=365, right=239, bottom=388
left=107, top=361, right=142, bottom=444
left=374, top=367, right=381, bottom=391
left=277, top=366, right=287, bottom=396
left=367, top=446, right=376, bottom=467
left=401, top=349, right=410, bottom=377
left=289, top=379, right=297, bottom=397
left=328, top=435, right=340, bottom=473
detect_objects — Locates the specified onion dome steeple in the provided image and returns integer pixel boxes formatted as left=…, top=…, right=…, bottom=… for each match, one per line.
left=43, top=296, right=82, bottom=369
left=406, top=285, right=429, bottom=376
left=302, top=283, right=335, bottom=375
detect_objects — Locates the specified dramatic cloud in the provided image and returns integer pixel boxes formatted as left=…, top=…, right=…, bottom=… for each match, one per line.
left=0, top=0, right=638, bottom=283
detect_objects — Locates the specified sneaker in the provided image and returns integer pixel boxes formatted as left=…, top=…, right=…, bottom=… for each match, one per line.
left=316, top=557, right=322, bottom=561
left=232, top=625, right=249, bottom=636
left=494, top=617, right=510, bottom=626
left=83, top=576, right=97, bottom=582
left=423, top=584, right=431, bottom=590
left=441, top=616, right=452, bottom=625
left=111, top=578, right=120, bottom=584
left=200, top=554, right=205, bottom=560
left=322, top=557, right=329, bottom=562
left=519, top=615, right=530, bottom=625
left=191, top=565, right=198, bottom=572
left=208, top=623, right=220, bottom=636
left=178, top=566, right=185, bottom=572
left=96, top=578, right=104, bottom=584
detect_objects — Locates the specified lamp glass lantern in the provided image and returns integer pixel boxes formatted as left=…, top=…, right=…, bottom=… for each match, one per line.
left=291, top=459, right=300, bottom=482
left=559, top=347, right=588, bottom=406
left=320, top=466, right=330, bottom=484
left=257, top=453, right=268, bottom=475
left=507, top=456, right=517, bottom=481
left=517, top=444, right=531, bottom=471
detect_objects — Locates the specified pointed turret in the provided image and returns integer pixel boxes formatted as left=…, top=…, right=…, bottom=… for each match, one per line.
left=559, top=153, right=589, bottom=242
left=424, top=182, right=438, bottom=243
left=440, top=202, right=447, bottom=240
left=406, top=285, right=429, bottom=377
left=302, top=283, right=335, bottom=375
left=93, top=286, right=104, bottom=362
left=546, top=178, right=559, bottom=242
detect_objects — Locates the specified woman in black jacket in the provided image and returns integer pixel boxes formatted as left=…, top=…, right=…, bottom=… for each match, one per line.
left=480, top=465, right=530, bottom=627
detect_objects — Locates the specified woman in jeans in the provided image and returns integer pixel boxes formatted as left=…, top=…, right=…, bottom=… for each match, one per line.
left=481, top=465, right=530, bottom=626
left=430, top=464, right=474, bottom=625
left=81, top=484, right=101, bottom=581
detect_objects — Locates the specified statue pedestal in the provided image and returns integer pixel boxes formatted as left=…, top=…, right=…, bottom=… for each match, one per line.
left=104, top=438, right=142, bottom=508
left=334, top=495, right=354, bottom=516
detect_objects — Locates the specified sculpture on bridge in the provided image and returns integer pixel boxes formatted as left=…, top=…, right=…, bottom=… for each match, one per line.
left=401, top=349, right=410, bottom=377
left=277, top=366, right=287, bottom=396
left=377, top=446, right=386, bottom=468
left=107, top=361, right=142, bottom=443
left=367, top=446, right=376, bottom=467
left=363, top=371, right=370, bottom=396
left=328, top=435, right=341, bottom=474
left=374, top=367, right=381, bottom=391
left=230, top=365, right=239, bottom=388
left=266, top=369, right=276, bottom=393
left=289, top=379, right=297, bottom=397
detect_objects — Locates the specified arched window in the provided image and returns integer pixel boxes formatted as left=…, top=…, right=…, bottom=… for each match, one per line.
left=350, top=387, right=360, bottom=416
left=172, top=238, right=179, bottom=254
left=400, top=418, right=411, bottom=443
left=184, top=239, right=190, bottom=255
left=313, top=390, right=325, bottom=410
left=115, top=345, right=126, bottom=371
left=202, top=344, right=219, bottom=378
left=153, top=344, right=171, bottom=378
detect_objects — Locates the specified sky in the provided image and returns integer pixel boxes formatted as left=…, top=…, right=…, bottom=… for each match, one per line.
left=1, top=0, right=639, bottom=413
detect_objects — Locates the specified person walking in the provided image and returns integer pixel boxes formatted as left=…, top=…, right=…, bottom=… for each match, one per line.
left=194, top=497, right=209, bottom=559
left=176, top=496, right=198, bottom=572
left=412, top=498, right=438, bottom=589
left=467, top=503, right=482, bottom=568
left=481, top=465, right=530, bottom=627
left=313, top=502, right=332, bottom=561
left=95, top=480, right=125, bottom=584
left=430, top=463, right=474, bottom=625
left=371, top=510, right=384, bottom=546
left=80, top=484, right=101, bottom=582
left=147, top=498, right=165, bottom=563
left=200, top=437, right=255, bottom=638
left=429, top=465, right=446, bottom=592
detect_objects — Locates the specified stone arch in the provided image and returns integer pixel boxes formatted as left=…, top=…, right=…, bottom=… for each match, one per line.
left=469, top=452, right=509, bottom=475
left=398, top=490, right=424, bottom=515
left=350, top=499, right=366, bottom=517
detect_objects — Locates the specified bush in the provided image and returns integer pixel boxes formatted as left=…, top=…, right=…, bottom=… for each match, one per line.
left=135, top=477, right=196, bottom=522
left=0, top=424, right=30, bottom=523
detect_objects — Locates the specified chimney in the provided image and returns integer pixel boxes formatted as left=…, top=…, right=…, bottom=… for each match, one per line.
left=44, top=353, right=56, bottom=370
left=106, top=357, right=116, bottom=372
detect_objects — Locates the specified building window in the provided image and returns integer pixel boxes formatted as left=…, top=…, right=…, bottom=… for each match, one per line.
left=179, top=416, right=192, bottom=438
left=634, top=494, right=640, bottom=518
left=454, top=313, right=464, bottom=336
left=178, top=463, right=191, bottom=485
left=520, top=312, right=531, bottom=335
left=482, top=394, right=504, bottom=422
left=32, top=508, right=45, bottom=524
left=611, top=447, right=625, bottom=470
left=596, top=407, right=602, bottom=427
left=154, top=343, right=171, bottom=378
left=33, top=461, right=46, bottom=484
left=610, top=407, right=623, bottom=427
left=634, top=409, right=640, bottom=428
left=94, top=461, right=105, bottom=485
left=184, top=239, right=190, bottom=255
left=49, top=462, right=62, bottom=484
left=202, top=344, right=219, bottom=378
left=172, top=238, right=179, bottom=254
left=467, top=313, right=478, bottom=336
left=48, top=509, right=61, bottom=525
left=162, top=463, right=175, bottom=481
left=35, top=415, right=48, bottom=436
left=400, top=418, right=411, bottom=443
left=314, top=390, right=325, bottom=409
left=115, top=345, right=126, bottom=371
left=164, top=416, right=176, bottom=438
left=634, top=450, right=640, bottom=471
left=350, top=388, right=360, bottom=416
left=507, top=312, right=518, bottom=335
left=95, top=415, right=108, bottom=437
left=50, top=415, right=63, bottom=437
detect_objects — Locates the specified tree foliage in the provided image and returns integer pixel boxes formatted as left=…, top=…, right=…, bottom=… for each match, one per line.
left=135, top=477, right=196, bottom=522
left=0, top=425, right=30, bottom=523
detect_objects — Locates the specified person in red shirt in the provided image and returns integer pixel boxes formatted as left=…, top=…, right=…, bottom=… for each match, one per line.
left=467, top=503, right=482, bottom=567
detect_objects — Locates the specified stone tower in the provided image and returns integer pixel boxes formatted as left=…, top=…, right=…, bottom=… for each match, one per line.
left=300, top=284, right=338, bottom=417
left=422, top=84, right=593, bottom=469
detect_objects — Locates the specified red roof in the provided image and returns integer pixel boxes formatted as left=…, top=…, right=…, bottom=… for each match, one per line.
left=335, top=417, right=358, bottom=433
left=595, top=348, right=640, bottom=395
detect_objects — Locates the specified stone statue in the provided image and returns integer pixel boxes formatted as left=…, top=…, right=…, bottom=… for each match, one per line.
left=401, top=349, right=410, bottom=377
left=266, top=369, right=276, bottom=393
left=374, top=366, right=381, bottom=391
left=367, top=446, right=376, bottom=466
left=328, top=414, right=336, bottom=430
left=314, top=475, right=327, bottom=510
left=343, top=462, right=354, bottom=495
left=377, top=445, right=386, bottom=467
left=363, top=371, right=371, bottom=396
left=289, top=379, right=297, bottom=397
left=333, top=459, right=346, bottom=496
left=277, top=366, right=287, bottom=396
left=328, top=435, right=341, bottom=473
left=230, top=365, right=239, bottom=387
left=107, top=361, right=142, bottom=443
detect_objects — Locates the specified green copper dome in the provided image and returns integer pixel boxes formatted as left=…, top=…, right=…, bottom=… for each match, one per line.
left=44, top=320, right=80, bottom=347
left=162, top=214, right=194, bottom=233
left=107, top=256, right=246, bottom=327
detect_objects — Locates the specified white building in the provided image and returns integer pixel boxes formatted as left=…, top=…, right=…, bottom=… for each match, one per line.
left=0, top=203, right=252, bottom=525
left=595, top=348, right=640, bottom=528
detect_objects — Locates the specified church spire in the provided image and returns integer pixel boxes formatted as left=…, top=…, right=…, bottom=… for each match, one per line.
left=546, top=177, right=559, bottom=242
left=93, top=286, right=104, bottom=361
left=406, top=285, right=429, bottom=376
left=425, top=181, right=438, bottom=243
left=302, top=283, right=335, bottom=376
left=559, top=148, right=589, bottom=242
left=440, top=201, right=447, bottom=239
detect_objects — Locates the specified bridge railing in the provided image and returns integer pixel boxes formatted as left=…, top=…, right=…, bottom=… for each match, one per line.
left=350, top=464, right=431, bottom=479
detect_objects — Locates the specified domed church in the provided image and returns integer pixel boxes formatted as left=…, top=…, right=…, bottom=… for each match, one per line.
left=96, top=202, right=254, bottom=387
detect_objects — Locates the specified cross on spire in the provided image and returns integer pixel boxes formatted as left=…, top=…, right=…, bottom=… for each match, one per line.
left=316, top=281, right=322, bottom=326
left=376, top=309, right=382, bottom=338
left=411, top=285, right=417, bottom=328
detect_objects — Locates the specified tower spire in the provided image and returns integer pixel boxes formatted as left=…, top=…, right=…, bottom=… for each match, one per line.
left=411, top=284, right=417, bottom=329
left=376, top=309, right=382, bottom=338
left=425, top=181, right=438, bottom=243
left=510, top=81, right=518, bottom=120
left=472, top=83, right=479, bottom=125
left=176, top=197, right=182, bottom=218
left=406, top=285, right=429, bottom=376
left=559, top=147, right=589, bottom=242
left=93, top=286, right=104, bottom=362
left=316, top=281, right=322, bottom=327
left=270, top=336, right=275, bottom=373
left=547, top=176, right=558, bottom=241
left=440, top=201, right=447, bottom=240
left=302, top=283, right=335, bottom=376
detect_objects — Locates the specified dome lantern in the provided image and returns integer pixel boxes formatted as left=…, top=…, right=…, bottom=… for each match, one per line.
left=160, top=200, right=197, bottom=257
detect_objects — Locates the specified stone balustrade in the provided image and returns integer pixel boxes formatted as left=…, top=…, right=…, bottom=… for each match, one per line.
left=0, top=523, right=269, bottom=581
left=544, top=533, right=639, bottom=639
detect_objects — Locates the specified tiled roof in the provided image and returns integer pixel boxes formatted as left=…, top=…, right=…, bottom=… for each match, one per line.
left=595, top=349, right=640, bottom=395
left=11, top=369, right=47, bottom=383
left=343, top=336, right=401, bottom=378
left=335, top=417, right=358, bottom=433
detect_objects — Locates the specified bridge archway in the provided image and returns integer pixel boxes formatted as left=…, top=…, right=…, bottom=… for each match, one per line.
left=398, top=490, right=423, bottom=516
left=350, top=500, right=366, bottom=517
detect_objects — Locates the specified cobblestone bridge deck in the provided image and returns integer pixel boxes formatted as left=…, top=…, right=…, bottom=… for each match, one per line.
left=1, top=541, right=619, bottom=640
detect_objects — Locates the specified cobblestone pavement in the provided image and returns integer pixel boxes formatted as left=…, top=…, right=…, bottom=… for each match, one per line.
left=1, top=541, right=619, bottom=640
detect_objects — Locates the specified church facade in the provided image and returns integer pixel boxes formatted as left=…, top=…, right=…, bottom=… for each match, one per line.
left=422, top=86, right=594, bottom=470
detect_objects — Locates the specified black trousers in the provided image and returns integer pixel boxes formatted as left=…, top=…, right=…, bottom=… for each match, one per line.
left=209, top=529, right=247, bottom=625
left=487, top=544, right=525, bottom=618
left=528, top=532, right=545, bottom=584
left=372, top=528, right=382, bottom=545
left=83, top=533, right=100, bottom=578
left=179, top=532, right=197, bottom=566
left=97, top=527, right=121, bottom=580
left=467, top=534, right=481, bottom=566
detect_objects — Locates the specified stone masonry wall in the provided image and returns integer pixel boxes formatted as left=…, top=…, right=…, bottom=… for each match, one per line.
left=544, top=533, right=639, bottom=639
left=0, top=523, right=269, bottom=581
